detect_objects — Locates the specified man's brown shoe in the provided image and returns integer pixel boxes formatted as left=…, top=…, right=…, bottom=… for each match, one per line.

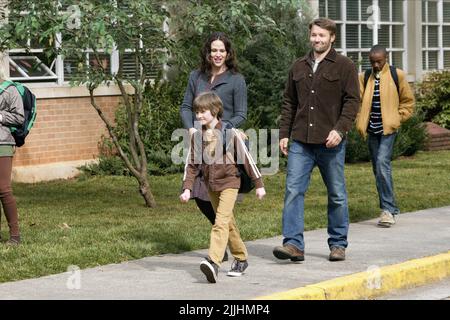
left=329, top=246, right=345, bottom=261
left=273, top=244, right=304, bottom=262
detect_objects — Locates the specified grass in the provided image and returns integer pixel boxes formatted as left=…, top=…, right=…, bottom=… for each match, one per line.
left=0, top=150, right=449, bottom=283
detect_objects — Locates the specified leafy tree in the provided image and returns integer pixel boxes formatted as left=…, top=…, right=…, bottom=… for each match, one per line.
left=168, top=0, right=311, bottom=129
left=1, top=0, right=172, bottom=207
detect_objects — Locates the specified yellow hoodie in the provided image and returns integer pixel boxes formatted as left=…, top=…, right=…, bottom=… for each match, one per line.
left=355, top=63, right=415, bottom=138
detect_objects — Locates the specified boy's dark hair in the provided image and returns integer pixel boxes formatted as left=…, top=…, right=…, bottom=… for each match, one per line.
left=370, top=44, right=388, bottom=56
left=200, top=32, right=238, bottom=76
left=193, top=91, right=224, bottom=119
left=309, top=18, right=337, bottom=37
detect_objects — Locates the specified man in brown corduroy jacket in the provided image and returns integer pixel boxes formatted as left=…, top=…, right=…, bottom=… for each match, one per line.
left=273, top=18, right=360, bottom=263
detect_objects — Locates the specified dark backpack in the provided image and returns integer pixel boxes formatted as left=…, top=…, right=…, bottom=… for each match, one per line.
left=363, top=65, right=399, bottom=94
left=0, top=81, right=37, bottom=147
left=221, top=127, right=255, bottom=194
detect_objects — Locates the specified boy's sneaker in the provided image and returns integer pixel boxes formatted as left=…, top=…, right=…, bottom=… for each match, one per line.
left=378, top=210, right=396, bottom=228
left=200, top=258, right=219, bottom=283
left=227, top=259, right=248, bottom=277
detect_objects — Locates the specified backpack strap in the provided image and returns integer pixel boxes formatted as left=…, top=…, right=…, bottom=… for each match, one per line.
left=389, top=65, right=400, bottom=95
left=363, top=69, right=371, bottom=90
left=0, top=80, right=14, bottom=94
left=363, top=66, right=399, bottom=95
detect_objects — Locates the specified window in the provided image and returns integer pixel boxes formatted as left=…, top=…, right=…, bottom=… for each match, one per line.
left=2, top=1, right=162, bottom=84
left=422, top=0, right=450, bottom=71
left=9, top=55, right=57, bottom=81
left=318, top=0, right=406, bottom=72
left=4, top=5, right=59, bottom=82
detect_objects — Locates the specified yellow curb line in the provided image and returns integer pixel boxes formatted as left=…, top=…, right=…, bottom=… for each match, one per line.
left=254, top=250, right=450, bottom=300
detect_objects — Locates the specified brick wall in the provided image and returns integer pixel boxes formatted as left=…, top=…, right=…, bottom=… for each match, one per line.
left=13, top=95, right=121, bottom=167
left=424, top=122, right=450, bottom=151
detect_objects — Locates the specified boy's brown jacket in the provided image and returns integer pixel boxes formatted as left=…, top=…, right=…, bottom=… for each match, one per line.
left=182, top=121, right=263, bottom=192
left=355, top=63, right=415, bottom=138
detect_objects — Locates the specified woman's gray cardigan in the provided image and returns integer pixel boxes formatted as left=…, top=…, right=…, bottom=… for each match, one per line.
left=180, top=69, right=247, bottom=129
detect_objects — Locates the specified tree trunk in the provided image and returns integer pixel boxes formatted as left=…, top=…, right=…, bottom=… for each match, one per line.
left=138, top=175, right=157, bottom=208
left=89, top=88, right=157, bottom=208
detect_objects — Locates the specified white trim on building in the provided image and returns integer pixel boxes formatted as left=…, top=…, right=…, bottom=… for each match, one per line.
left=312, top=0, right=450, bottom=81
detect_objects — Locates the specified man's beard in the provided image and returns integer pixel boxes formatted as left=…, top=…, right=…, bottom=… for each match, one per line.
left=312, top=42, right=331, bottom=54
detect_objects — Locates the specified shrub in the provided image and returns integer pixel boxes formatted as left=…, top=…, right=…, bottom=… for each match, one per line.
left=392, top=112, right=427, bottom=157
left=416, top=70, right=450, bottom=129
left=345, top=127, right=370, bottom=163
left=345, top=112, right=427, bottom=163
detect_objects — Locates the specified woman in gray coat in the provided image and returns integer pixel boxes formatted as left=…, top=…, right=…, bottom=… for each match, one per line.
left=180, top=32, right=248, bottom=261
left=0, top=65, right=24, bottom=246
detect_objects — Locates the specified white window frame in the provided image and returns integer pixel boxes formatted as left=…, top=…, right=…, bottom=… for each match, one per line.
left=422, top=0, right=441, bottom=71
left=441, top=0, right=450, bottom=69
left=318, top=0, right=407, bottom=72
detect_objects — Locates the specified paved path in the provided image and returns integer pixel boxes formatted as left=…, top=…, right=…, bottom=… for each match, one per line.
left=0, top=206, right=449, bottom=300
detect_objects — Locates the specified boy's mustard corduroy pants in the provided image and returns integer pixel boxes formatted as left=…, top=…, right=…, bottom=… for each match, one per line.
left=208, top=188, right=247, bottom=266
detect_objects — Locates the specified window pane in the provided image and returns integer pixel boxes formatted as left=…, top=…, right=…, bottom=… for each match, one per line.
left=121, top=52, right=161, bottom=79
left=9, top=63, right=24, bottom=78
left=361, top=24, right=373, bottom=48
left=347, top=52, right=361, bottom=70
left=346, top=24, right=359, bottom=48
left=89, top=53, right=111, bottom=74
left=422, top=26, right=426, bottom=47
left=347, top=0, right=359, bottom=21
left=361, top=51, right=371, bottom=70
left=392, top=0, right=403, bottom=22
left=392, top=25, right=403, bottom=48
left=379, top=0, right=390, bottom=22
left=444, top=51, right=450, bottom=69
left=391, top=51, right=403, bottom=69
left=444, top=1, right=450, bottom=23
left=422, top=51, right=427, bottom=69
left=319, top=0, right=326, bottom=17
left=361, top=0, right=373, bottom=22
left=428, top=26, right=438, bottom=47
left=428, top=1, right=438, bottom=23
left=379, top=25, right=390, bottom=47
left=428, top=51, right=438, bottom=69
left=63, top=57, right=82, bottom=81
left=328, top=0, right=342, bottom=20
left=334, top=24, right=342, bottom=49
left=422, top=0, right=426, bottom=22
left=9, top=55, right=57, bottom=80
left=443, top=26, right=450, bottom=47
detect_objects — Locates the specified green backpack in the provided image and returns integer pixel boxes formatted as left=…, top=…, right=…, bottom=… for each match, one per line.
left=0, top=81, right=37, bottom=147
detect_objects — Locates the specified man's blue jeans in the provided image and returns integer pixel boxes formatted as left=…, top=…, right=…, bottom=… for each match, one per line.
left=367, top=133, right=400, bottom=215
left=281, top=140, right=349, bottom=251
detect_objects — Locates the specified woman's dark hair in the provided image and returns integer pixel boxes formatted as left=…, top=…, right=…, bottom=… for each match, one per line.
left=200, top=32, right=238, bottom=76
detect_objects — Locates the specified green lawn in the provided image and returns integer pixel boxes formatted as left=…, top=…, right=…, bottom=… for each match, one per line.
left=0, top=150, right=449, bottom=283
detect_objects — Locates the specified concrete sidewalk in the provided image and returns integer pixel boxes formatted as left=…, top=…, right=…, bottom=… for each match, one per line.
left=0, top=206, right=449, bottom=300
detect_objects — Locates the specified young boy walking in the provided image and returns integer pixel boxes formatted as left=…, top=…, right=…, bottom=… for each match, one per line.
left=180, top=91, right=266, bottom=283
